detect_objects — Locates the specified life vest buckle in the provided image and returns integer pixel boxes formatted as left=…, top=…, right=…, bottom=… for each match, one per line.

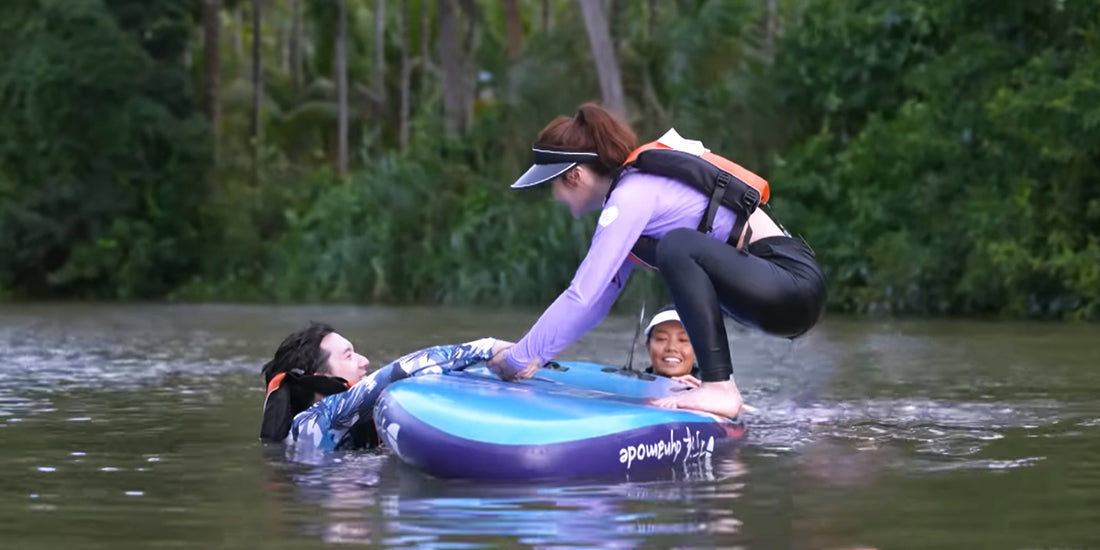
left=742, top=186, right=761, bottom=212
left=699, top=171, right=732, bottom=233
left=715, top=171, right=732, bottom=190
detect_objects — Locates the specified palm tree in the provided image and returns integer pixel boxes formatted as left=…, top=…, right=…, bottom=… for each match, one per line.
left=203, top=0, right=222, bottom=157
left=336, top=0, right=348, bottom=175
left=578, top=0, right=626, bottom=118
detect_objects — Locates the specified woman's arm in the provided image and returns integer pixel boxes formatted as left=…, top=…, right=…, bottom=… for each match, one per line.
left=502, top=185, right=657, bottom=371
left=289, top=338, right=499, bottom=449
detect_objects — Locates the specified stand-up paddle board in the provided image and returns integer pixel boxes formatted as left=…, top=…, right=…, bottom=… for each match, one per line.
left=374, top=361, right=745, bottom=480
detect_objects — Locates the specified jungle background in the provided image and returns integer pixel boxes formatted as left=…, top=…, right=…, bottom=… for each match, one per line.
left=1, top=0, right=1097, bottom=319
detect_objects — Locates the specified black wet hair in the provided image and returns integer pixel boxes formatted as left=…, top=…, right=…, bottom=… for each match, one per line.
left=259, top=322, right=351, bottom=442
left=261, top=322, right=336, bottom=383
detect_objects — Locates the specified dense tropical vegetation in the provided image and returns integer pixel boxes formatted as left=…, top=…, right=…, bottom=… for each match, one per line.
left=1, top=0, right=1097, bottom=319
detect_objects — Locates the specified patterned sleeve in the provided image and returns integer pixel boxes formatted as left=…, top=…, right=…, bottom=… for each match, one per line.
left=289, top=338, right=498, bottom=450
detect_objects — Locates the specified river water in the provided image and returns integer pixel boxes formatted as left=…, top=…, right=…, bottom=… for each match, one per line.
left=1, top=304, right=1097, bottom=549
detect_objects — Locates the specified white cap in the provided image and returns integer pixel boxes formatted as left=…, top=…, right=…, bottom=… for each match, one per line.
left=644, top=309, right=682, bottom=338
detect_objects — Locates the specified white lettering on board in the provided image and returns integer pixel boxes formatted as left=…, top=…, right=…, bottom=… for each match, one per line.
left=618, top=427, right=714, bottom=469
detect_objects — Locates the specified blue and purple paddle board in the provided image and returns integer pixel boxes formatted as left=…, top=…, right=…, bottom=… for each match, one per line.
left=373, top=361, right=746, bottom=480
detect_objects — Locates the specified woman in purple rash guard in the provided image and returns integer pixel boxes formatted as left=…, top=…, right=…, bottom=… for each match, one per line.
left=487, top=103, right=825, bottom=418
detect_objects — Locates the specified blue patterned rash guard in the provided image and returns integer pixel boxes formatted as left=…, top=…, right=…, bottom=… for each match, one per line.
left=287, top=338, right=497, bottom=451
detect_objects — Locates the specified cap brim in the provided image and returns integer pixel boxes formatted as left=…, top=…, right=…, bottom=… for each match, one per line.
left=510, top=162, right=576, bottom=189
left=645, top=310, right=682, bottom=338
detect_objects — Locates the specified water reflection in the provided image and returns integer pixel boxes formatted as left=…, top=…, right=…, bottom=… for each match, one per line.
left=263, top=445, right=750, bottom=548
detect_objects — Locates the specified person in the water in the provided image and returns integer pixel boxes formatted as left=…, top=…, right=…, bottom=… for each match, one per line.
left=644, top=306, right=700, bottom=387
left=259, top=322, right=511, bottom=450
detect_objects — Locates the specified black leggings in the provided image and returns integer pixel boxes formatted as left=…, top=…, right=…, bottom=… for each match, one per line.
left=655, top=229, right=826, bottom=382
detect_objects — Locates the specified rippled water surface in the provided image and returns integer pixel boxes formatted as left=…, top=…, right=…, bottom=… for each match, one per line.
left=1, top=304, right=1098, bottom=549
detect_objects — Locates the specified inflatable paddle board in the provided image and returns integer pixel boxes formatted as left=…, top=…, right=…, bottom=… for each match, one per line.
left=374, top=361, right=745, bottom=480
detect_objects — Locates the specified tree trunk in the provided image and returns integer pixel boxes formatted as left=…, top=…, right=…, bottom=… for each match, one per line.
left=502, top=0, right=522, bottom=59
left=457, top=0, right=479, bottom=131
left=251, top=0, right=262, bottom=182
left=763, top=0, right=777, bottom=62
left=420, top=0, right=431, bottom=74
left=374, top=0, right=386, bottom=111
left=233, top=8, right=244, bottom=66
left=202, top=0, right=221, bottom=157
left=275, top=9, right=286, bottom=74
left=290, top=0, right=303, bottom=90
left=541, top=0, right=551, bottom=33
left=399, top=0, right=411, bottom=149
left=577, top=0, right=626, bottom=118
left=647, top=0, right=657, bottom=39
left=609, top=0, right=620, bottom=45
left=336, top=0, right=349, bottom=176
left=438, top=0, right=465, bottom=135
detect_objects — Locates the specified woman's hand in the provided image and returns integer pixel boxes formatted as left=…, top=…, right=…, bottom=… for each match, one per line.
left=490, top=339, right=514, bottom=360
left=486, top=343, right=540, bottom=382
left=652, top=379, right=744, bottom=419
left=486, top=341, right=514, bottom=380
left=671, top=374, right=702, bottom=388
left=514, top=357, right=541, bottom=380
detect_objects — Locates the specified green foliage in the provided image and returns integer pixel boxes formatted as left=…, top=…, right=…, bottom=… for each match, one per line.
left=773, top=0, right=1100, bottom=319
left=0, top=0, right=209, bottom=298
left=1, top=0, right=1097, bottom=321
left=176, top=141, right=589, bottom=306
left=772, top=0, right=944, bottom=141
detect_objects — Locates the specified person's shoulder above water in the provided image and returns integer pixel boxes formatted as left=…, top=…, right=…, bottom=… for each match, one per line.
left=259, top=322, right=370, bottom=443
left=261, top=324, right=514, bottom=451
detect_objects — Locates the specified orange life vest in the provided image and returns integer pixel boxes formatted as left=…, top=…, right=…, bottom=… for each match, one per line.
left=621, top=141, right=770, bottom=206
left=265, top=371, right=352, bottom=396
left=611, top=139, right=771, bottom=269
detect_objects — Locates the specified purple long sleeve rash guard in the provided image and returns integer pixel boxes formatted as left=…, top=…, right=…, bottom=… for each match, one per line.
left=503, top=170, right=738, bottom=370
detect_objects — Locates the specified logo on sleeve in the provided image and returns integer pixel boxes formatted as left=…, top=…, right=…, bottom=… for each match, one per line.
left=598, top=206, right=619, bottom=227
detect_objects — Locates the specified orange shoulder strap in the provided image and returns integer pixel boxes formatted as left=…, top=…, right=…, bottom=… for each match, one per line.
left=623, top=141, right=669, bottom=165
left=699, top=151, right=770, bottom=205
left=623, top=138, right=770, bottom=205
left=265, top=372, right=286, bottom=396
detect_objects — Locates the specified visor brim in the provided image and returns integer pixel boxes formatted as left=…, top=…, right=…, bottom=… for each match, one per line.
left=510, top=162, right=576, bottom=189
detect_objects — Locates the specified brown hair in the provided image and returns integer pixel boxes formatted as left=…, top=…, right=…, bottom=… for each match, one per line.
left=535, top=103, right=637, bottom=177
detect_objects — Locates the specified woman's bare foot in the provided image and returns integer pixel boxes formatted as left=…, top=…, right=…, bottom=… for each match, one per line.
left=652, top=380, right=744, bottom=418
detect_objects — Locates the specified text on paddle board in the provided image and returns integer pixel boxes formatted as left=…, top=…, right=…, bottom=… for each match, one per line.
left=619, top=427, right=714, bottom=469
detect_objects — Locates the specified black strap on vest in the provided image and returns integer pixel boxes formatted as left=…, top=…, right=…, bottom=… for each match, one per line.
left=259, top=370, right=350, bottom=442
left=611, top=149, right=762, bottom=251
left=701, top=171, right=731, bottom=234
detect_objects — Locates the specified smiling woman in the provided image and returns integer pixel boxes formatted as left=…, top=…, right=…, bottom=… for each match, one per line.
left=644, top=306, right=700, bottom=386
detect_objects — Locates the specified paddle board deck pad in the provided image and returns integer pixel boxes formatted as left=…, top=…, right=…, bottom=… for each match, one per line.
left=374, top=361, right=746, bottom=480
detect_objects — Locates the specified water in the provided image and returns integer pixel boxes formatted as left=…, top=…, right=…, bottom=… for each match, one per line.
left=1, top=304, right=1098, bottom=549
